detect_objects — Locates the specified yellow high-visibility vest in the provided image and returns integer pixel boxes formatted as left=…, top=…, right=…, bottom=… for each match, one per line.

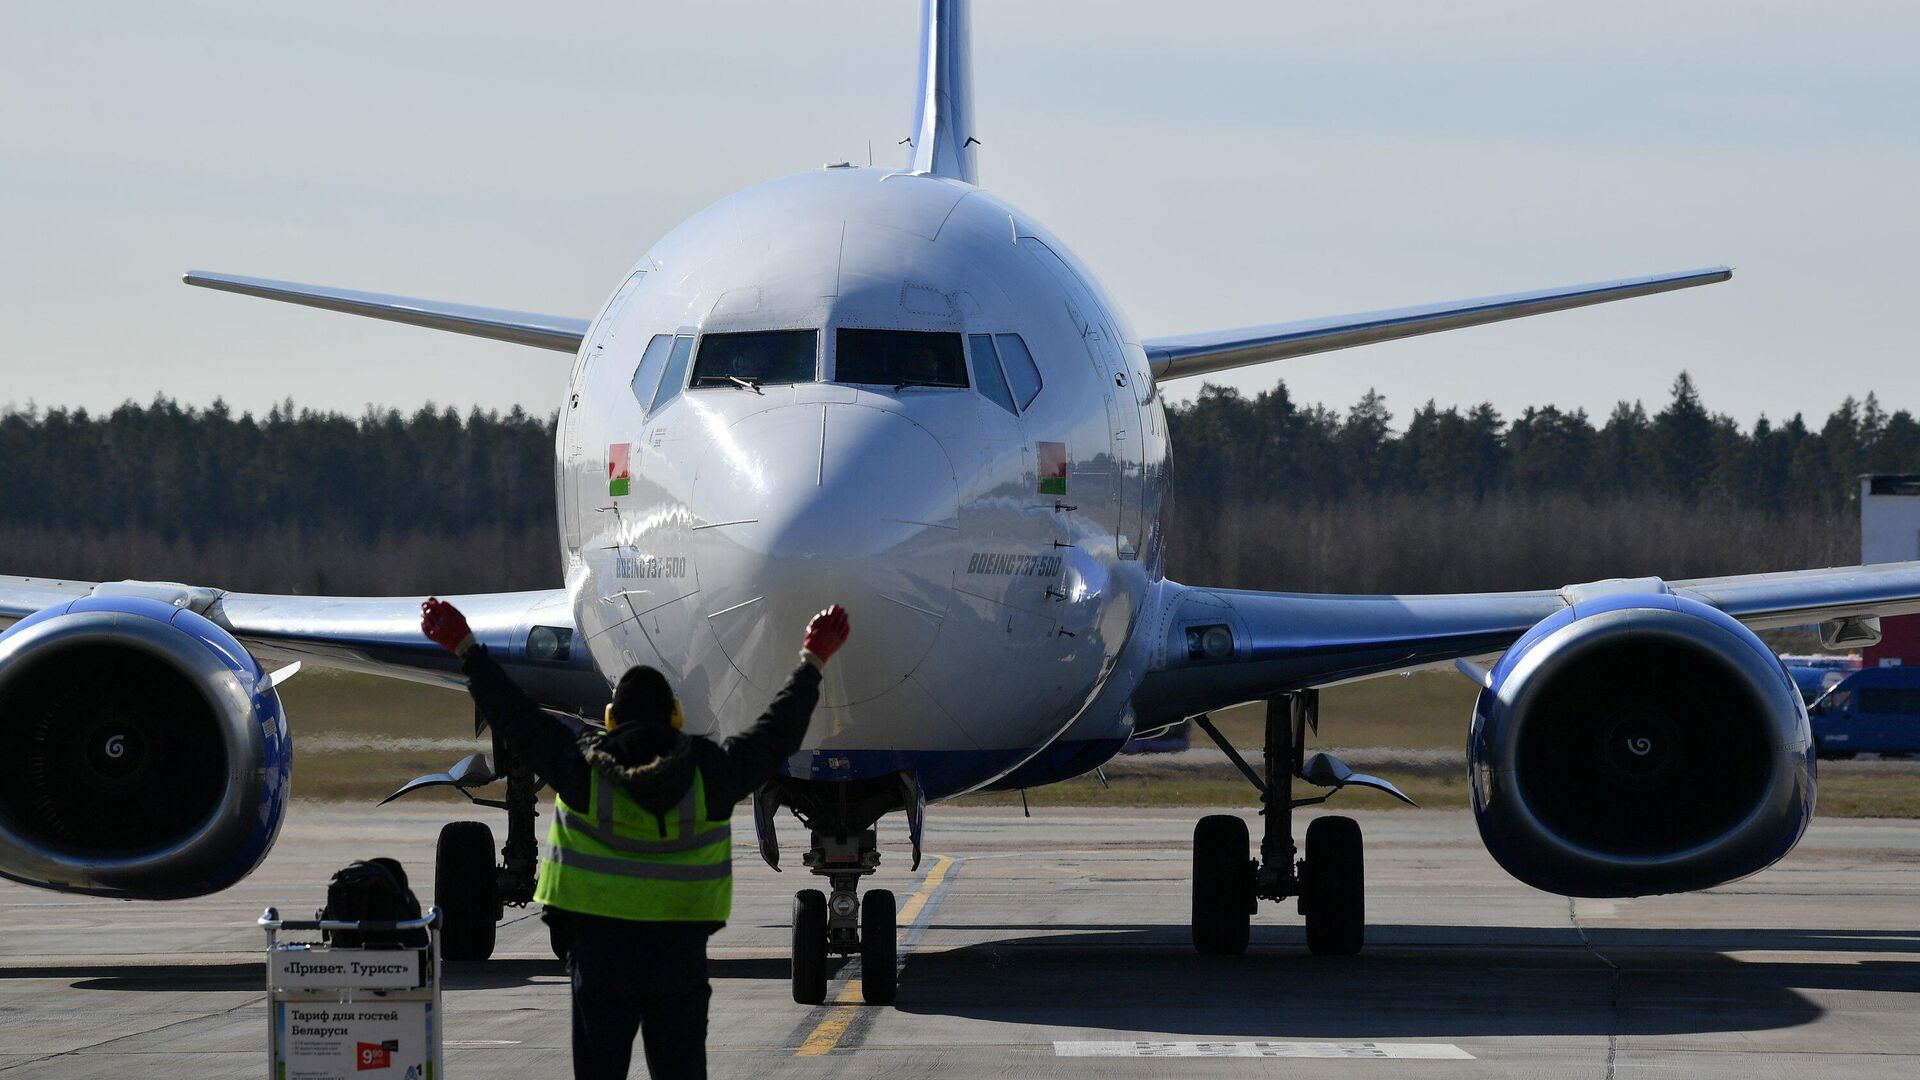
left=535, top=766, right=732, bottom=922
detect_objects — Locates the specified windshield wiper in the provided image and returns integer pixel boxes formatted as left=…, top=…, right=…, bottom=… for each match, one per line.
left=723, top=375, right=763, bottom=395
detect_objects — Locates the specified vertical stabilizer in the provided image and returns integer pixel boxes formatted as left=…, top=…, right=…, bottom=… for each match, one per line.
left=906, top=0, right=978, bottom=184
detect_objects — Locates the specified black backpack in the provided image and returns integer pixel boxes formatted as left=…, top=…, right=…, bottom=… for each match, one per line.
left=318, top=857, right=427, bottom=948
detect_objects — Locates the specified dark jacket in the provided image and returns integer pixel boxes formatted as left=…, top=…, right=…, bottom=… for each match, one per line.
left=460, top=645, right=822, bottom=819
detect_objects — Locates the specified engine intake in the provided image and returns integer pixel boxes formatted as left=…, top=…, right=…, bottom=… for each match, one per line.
left=1469, top=593, right=1812, bottom=897
left=0, top=596, right=291, bottom=898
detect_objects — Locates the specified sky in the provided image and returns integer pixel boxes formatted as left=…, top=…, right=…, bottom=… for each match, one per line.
left=2, top=1, right=1916, bottom=429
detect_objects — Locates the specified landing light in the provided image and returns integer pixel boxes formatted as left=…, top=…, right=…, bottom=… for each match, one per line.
left=526, top=626, right=573, bottom=662
left=1186, top=624, right=1235, bottom=662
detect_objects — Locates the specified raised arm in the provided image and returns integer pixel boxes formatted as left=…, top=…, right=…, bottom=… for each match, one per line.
left=422, top=596, right=592, bottom=807
left=706, top=606, right=850, bottom=809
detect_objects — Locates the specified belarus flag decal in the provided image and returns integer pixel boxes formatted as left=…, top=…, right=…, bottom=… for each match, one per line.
left=608, top=443, right=632, bottom=497
left=1036, top=441, right=1068, bottom=495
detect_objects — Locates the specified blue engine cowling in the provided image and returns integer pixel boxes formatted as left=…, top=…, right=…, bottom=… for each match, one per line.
left=0, top=595, right=291, bottom=898
left=1470, top=592, right=1814, bottom=897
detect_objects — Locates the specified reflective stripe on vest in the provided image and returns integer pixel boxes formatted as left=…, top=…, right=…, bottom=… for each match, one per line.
left=541, top=844, right=732, bottom=880
left=535, top=765, right=732, bottom=922
left=553, top=775, right=731, bottom=854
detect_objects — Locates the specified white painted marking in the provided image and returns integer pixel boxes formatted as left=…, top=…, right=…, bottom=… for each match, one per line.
left=1054, top=1041, right=1474, bottom=1060
left=445, top=1039, right=522, bottom=1047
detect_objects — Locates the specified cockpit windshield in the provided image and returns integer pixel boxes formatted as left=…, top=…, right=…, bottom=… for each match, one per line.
left=690, top=330, right=818, bottom=389
left=835, top=329, right=969, bottom=389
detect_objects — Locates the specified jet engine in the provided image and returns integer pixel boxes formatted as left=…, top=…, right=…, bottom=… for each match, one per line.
left=1469, top=593, right=1813, bottom=897
left=0, top=595, right=291, bottom=898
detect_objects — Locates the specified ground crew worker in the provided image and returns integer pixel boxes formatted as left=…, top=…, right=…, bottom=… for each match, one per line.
left=420, top=596, right=851, bottom=1080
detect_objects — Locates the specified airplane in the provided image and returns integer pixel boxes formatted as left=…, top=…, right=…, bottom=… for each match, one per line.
left=4, top=0, right=1917, bottom=1009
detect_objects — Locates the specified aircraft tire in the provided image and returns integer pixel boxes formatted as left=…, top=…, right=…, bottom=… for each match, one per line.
left=792, top=889, right=829, bottom=1005
left=1192, top=814, right=1252, bottom=955
left=436, top=820, right=499, bottom=962
left=860, top=889, right=898, bottom=1005
left=1302, top=815, right=1364, bottom=957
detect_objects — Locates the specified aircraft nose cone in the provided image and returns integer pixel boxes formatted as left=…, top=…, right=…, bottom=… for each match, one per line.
left=690, top=403, right=960, bottom=705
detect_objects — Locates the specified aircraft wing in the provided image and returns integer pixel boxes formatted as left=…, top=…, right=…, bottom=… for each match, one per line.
left=0, top=577, right=608, bottom=711
left=1142, top=267, right=1731, bottom=381
left=183, top=271, right=591, bottom=353
left=0, top=576, right=94, bottom=624
left=1131, top=561, right=1920, bottom=723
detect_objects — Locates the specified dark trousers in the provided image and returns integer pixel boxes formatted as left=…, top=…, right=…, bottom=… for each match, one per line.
left=563, top=912, right=713, bottom=1080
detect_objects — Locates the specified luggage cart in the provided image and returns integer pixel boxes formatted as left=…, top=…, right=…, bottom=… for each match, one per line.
left=260, top=906, right=444, bottom=1079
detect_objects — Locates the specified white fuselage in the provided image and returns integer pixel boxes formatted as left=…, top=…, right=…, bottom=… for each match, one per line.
left=558, top=167, right=1170, bottom=798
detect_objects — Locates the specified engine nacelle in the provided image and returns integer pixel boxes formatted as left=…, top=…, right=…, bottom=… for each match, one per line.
left=0, top=595, right=291, bottom=898
left=1469, top=593, right=1813, bottom=897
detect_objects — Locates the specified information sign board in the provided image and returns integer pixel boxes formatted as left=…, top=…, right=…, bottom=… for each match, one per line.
left=271, top=949, right=421, bottom=990
left=275, top=1000, right=435, bottom=1079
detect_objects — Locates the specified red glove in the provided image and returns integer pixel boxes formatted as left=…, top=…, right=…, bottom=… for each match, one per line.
left=802, top=605, right=850, bottom=666
left=421, top=597, right=475, bottom=656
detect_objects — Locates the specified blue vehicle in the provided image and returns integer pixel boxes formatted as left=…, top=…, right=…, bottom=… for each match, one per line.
left=1809, top=667, right=1920, bottom=758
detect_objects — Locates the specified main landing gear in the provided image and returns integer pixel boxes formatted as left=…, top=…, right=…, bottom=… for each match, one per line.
left=384, top=706, right=548, bottom=962
left=761, top=775, right=921, bottom=1006
left=1189, top=691, right=1412, bottom=957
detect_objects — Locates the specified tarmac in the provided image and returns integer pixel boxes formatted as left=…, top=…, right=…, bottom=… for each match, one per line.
left=2, top=802, right=1917, bottom=1078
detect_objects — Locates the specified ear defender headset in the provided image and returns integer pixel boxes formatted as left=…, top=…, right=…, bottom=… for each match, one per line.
left=603, top=699, right=685, bottom=731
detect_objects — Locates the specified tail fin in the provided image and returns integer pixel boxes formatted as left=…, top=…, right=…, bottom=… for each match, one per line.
left=906, top=0, right=978, bottom=184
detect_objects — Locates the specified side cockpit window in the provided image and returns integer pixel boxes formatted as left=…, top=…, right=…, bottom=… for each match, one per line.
left=835, top=329, right=968, bottom=389
left=631, top=334, right=673, bottom=409
left=994, top=333, right=1044, bottom=410
left=967, top=334, right=1017, bottom=415
left=691, top=330, right=818, bottom=390
left=635, top=334, right=695, bottom=413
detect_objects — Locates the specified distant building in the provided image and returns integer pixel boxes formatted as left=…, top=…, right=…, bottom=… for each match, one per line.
left=1860, top=474, right=1920, bottom=667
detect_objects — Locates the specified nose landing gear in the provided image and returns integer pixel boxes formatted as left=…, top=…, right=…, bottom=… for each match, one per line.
left=767, top=776, right=916, bottom=1006
left=788, top=829, right=899, bottom=1005
left=1189, top=691, right=1408, bottom=957
left=788, top=829, right=897, bottom=1005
